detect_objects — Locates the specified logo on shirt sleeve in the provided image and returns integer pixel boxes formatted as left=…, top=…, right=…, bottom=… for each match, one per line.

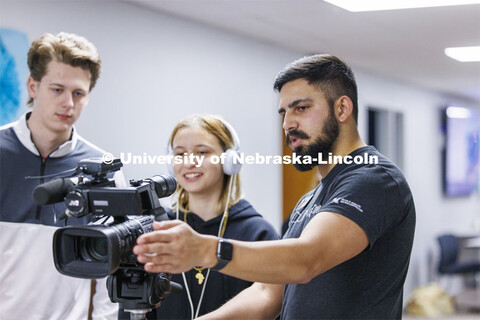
left=296, top=195, right=313, bottom=209
left=331, top=197, right=363, bottom=212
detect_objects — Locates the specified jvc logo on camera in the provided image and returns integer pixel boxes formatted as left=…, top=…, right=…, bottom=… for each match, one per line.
left=68, top=199, right=80, bottom=207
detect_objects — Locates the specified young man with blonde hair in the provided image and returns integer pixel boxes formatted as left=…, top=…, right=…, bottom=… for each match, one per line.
left=0, top=32, right=119, bottom=319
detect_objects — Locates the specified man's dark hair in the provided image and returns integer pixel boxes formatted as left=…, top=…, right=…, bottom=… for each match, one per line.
left=274, top=54, right=358, bottom=123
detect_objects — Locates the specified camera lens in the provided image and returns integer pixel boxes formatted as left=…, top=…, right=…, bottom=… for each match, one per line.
left=81, top=237, right=108, bottom=262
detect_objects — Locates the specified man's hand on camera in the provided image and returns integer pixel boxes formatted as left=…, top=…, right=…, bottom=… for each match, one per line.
left=133, top=220, right=219, bottom=273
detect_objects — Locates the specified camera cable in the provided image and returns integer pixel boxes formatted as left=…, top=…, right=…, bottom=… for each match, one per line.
left=24, top=167, right=77, bottom=180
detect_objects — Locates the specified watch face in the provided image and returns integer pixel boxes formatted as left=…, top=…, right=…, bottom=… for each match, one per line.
left=218, top=239, right=233, bottom=261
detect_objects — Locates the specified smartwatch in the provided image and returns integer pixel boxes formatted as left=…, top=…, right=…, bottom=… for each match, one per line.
left=212, top=238, right=233, bottom=271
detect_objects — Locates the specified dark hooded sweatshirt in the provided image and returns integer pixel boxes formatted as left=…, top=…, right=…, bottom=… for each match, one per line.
left=119, top=199, right=279, bottom=320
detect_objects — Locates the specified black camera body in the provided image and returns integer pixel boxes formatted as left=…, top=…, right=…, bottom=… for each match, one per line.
left=33, top=158, right=180, bottom=317
left=60, top=158, right=174, bottom=219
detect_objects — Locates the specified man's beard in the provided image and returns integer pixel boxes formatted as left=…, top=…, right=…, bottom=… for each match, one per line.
left=286, top=109, right=339, bottom=172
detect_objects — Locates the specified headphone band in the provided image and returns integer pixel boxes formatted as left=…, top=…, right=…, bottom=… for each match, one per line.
left=166, top=115, right=242, bottom=176
left=166, top=116, right=240, bottom=154
left=218, top=118, right=240, bottom=152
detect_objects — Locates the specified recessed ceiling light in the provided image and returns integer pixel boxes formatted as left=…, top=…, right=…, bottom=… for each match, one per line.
left=444, top=46, right=480, bottom=62
left=323, top=0, right=480, bottom=12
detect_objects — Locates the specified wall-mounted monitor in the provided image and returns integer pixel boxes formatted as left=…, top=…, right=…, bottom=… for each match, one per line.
left=442, top=106, right=480, bottom=197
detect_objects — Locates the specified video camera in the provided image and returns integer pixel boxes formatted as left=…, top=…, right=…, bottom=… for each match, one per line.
left=33, top=158, right=181, bottom=319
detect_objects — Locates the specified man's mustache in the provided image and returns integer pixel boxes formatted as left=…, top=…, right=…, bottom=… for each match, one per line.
left=285, top=130, right=310, bottom=147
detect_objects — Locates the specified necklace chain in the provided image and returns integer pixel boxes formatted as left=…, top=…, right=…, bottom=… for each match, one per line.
left=184, top=210, right=228, bottom=285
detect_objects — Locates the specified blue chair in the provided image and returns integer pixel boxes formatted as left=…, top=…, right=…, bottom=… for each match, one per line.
left=437, top=234, right=480, bottom=275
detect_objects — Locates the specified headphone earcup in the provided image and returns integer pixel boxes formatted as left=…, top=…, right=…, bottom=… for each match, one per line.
left=223, top=148, right=242, bottom=175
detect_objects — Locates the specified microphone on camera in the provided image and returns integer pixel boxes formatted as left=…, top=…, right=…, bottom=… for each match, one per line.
left=33, top=178, right=75, bottom=205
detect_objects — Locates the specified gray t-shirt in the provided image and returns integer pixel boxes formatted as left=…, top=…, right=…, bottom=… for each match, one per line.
left=281, top=146, right=416, bottom=319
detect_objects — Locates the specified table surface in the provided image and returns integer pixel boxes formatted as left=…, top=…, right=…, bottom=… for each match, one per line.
left=464, top=236, right=480, bottom=249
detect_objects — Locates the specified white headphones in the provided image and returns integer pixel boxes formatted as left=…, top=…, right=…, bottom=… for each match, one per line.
left=166, top=117, right=242, bottom=176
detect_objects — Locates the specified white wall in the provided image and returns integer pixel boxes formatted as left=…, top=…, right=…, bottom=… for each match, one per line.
left=2, top=0, right=479, bottom=299
left=1, top=0, right=299, bottom=230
